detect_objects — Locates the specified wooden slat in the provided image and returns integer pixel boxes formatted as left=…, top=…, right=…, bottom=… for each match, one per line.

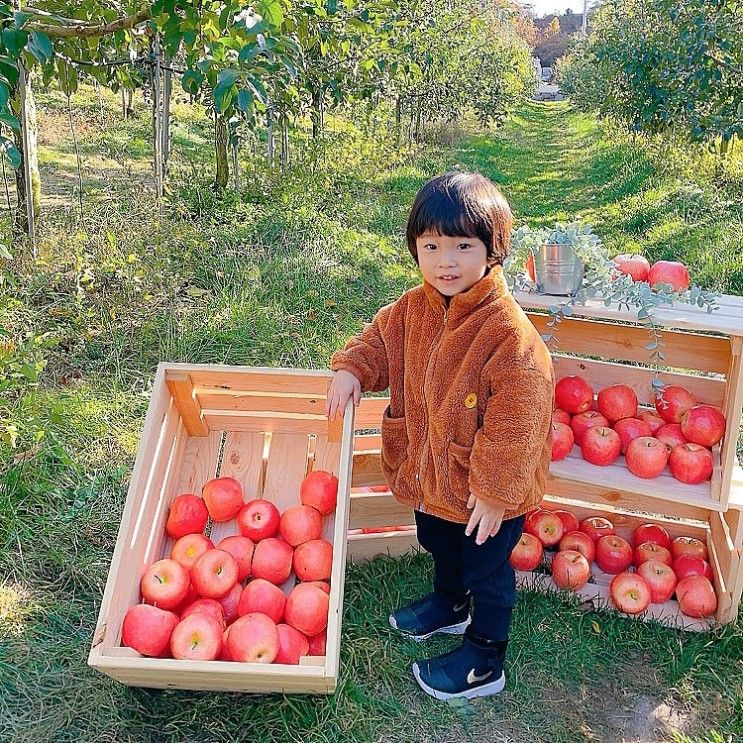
left=719, top=337, right=743, bottom=507
left=708, top=512, right=736, bottom=592
left=354, top=434, right=382, bottom=452
left=552, top=356, right=725, bottom=409
left=209, top=431, right=266, bottom=546
left=354, top=397, right=389, bottom=430
left=515, top=289, right=743, bottom=337
left=349, top=492, right=415, bottom=530
left=196, top=390, right=327, bottom=416
left=165, top=363, right=333, bottom=395
left=263, top=432, right=311, bottom=511
left=525, top=313, right=730, bottom=374
left=346, top=531, right=420, bottom=562
left=165, top=372, right=208, bottom=436
left=204, top=412, right=329, bottom=436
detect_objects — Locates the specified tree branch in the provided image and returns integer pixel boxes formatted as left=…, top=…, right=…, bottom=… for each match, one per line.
left=24, top=8, right=150, bottom=38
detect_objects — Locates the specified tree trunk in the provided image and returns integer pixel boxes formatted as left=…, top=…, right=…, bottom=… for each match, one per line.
left=266, top=104, right=275, bottom=162
left=395, top=96, right=402, bottom=144
left=232, top=139, right=240, bottom=193
left=11, top=74, right=40, bottom=236
left=214, top=113, right=229, bottom=191
left=161, top=62, right=172, bottom=177
left=280, top=113, right=289, bottom=171
left=311, top=90, right=322, bottom=139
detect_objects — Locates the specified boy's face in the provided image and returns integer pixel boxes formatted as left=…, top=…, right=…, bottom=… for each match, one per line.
left=416, top=233, right=490, bottom=298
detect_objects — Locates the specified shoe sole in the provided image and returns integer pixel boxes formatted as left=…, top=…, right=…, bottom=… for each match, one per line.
left=388, top=614, right=471, bottom=642
left=411, top=663, right=506, bottom=700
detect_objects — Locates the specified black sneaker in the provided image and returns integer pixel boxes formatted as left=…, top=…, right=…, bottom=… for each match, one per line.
left=388, top=591, right=471, bottom=641
left=411, top=635, right=508, bottom=700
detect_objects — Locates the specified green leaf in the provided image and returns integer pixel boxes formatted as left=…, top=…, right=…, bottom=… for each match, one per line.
left=181, top=69, right=203, bottom=95
left=259, top=0, right=283, bottom=28
left=0, top=80, right=7, bottom=109
left=27, top=31, right=53, bottom=63
left=0, top=109, right=19, bottom=129
left=238, top=42, right=260, bottom=64
left=0, top=242, right=11, bottom=259
left=236, top=89, right=253, bottom=112
left=3, top=140, right=20, bottom=167
left=2, top=28, right=27, bottom=55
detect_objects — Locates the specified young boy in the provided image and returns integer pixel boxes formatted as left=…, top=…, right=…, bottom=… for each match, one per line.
left=325, top=171, right=554, bottom=700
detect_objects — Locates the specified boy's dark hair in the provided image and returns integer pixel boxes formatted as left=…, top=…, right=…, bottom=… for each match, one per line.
left=405, top=171, right=513, bottom=266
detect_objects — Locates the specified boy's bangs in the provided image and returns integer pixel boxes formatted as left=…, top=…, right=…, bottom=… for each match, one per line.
left=410, top=192, right=487, bottom=243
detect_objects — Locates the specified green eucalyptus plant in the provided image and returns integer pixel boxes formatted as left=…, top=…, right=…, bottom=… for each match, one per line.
left=506, top=219, right=719, bottom=387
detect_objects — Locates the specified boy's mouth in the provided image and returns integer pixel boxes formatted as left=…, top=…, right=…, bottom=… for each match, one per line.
left=438, top=275, right=459, bottom=281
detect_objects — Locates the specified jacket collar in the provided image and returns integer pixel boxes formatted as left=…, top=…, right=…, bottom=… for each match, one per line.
left=423, top=265, right=508, bottom=324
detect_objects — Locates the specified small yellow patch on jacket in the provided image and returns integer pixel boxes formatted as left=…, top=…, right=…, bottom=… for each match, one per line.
left=464, top=392, right=478, bottom=409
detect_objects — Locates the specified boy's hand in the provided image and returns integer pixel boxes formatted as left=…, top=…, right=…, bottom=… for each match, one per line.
left=325, top=370, right=362, bottom=421
left=465, top=494, right=506, bottom=546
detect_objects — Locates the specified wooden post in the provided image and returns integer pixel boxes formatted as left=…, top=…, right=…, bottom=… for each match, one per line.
left=161, top=59, right=172, bottom=178
left=18, top=61, right=36, bottom=255
left=152, top=35, right=164, bottom=208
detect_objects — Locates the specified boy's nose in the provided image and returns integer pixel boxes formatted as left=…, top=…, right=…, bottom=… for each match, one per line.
left=438, top=251, right=456, bottom=267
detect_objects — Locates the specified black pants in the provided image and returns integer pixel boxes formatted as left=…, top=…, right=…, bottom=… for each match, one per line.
left=414, top=510, right=526, bottom=642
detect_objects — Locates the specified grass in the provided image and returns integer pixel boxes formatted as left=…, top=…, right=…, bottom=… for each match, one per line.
left=1, top=91, right=742, bottom=742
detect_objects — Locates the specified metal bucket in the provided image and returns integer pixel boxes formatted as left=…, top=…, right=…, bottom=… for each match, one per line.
left=533, top=242, right=584, bottom=295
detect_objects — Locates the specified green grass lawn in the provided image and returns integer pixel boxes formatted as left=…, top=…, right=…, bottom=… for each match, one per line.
left=1, top=92, right=742, bottom=743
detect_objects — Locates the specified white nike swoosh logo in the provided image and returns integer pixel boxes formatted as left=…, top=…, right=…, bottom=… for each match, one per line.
left=467, top=668, right=493, bottom=684
left=453, top=600, right=469, bottom=612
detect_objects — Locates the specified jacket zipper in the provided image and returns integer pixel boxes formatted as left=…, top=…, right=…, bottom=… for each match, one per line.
left=417, top=307, right=448, bottom=508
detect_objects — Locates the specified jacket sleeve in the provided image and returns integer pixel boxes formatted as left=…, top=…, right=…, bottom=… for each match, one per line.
left=468, top=354, right=555, bottom=510
left=329, top=302, right=395, bottom=393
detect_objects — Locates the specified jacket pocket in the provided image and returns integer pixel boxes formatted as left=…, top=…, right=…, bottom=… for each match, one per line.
left=447, top=441, right=473, bottom=499
left=381, top=405, right=409, bottom=477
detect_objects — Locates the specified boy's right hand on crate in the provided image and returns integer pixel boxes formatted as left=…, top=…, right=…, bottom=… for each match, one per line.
left=325, top=370, right=361, bottom=421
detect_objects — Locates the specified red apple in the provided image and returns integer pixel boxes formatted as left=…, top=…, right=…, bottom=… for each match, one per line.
left=509, top=532, right=544, bottom=571
left=551, top=549, right=591, bottom=590
left=673, top=555, right=713, bottom=581
left=581, top=426, right=621, bottom=466
left=555, top=375, right=594, bottom=415
left=638, top=410, right=665, bottom=435
left=625, top=436, right=669, bottom=479
left=614, top=418, right=653, bottom=454
left=285, top=583, right=330, bottom=636
left=680, top=405, right=726, bottom=448
left=571, top=411, right=609, bottom=446
left=191, top=549, right=239, bottom=599
left=121, top=603, right=179, bottom=657
left=671, top=536, right=708, bottom=561
left=634, top=542, right=673, bottom=568
left=252, top=537, right=294, bottom=585
left=596, top=535, right=633, bottom=574
left=217, top=535, right=255, bottom=583
left=217, top=582, right=243, bottom=626
left=609, top=572, right=652, bottom=614
left=669, top=443, right=714, bottom=485
left=237, top=499, right=281, bottom=542
left=227, top=612, right=280, bottom=663
left=649, top=260, right=690, bottom=292
left=279, top=505, right=323, bottom=547
left=676, top=575, right=717, bottom=618
left=307, top=630, right=327, bottom=656
left=526, top=253, right=535, bottom=281
left=293, top=539, right=333, bottom=582
left=219, top=625, right=233, bottom=660
left=140, top=559, right=190, bottom=610
left=165, top=494, right=209, bottom=539
left=597, top=384, right=638, bottom=423
left=274, top=623, right=310, bottom=665
left=637, top=560, right=677, bottom=603
left=202, top=476, right=244, bottom=522
left=553, top=408, right=571, bottom=426
left=656, top=423, right=687, bottom=452
left=171, top=533, right=214, bottom=571
left=170, top=612, right=223, bottom=661
left=580, top=516, right=615, bottom=541
left=551, top=421, right=575, bottom=461
left=238, top=578, right=286, bottom=623
left=181, top=598, right=225, bottom=628
left=654, top=385, right=696, bottom=424
left=633, top=523, right=672, bottom=549
left=553, top=510, right=580, bottom=535
left=304, top=581, right=331, bottom=594
left=300, top=470, right=339, bottom=515
left=524, top=510, right=564, bottom=547
left=613, top=253, right=651, bottom=282
left=558, top=530, right=595, bottom=562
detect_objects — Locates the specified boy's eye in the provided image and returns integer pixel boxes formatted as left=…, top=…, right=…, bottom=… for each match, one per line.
left=423, top=243, right=437, bottom=251
left=457, top=243, right=471, bottom=250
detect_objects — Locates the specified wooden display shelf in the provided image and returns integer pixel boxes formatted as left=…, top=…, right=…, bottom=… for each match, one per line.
left=88, top=363, right=354, bottom=694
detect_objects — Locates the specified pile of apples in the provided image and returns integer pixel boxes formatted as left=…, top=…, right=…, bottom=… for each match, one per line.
left=613, top=255, right=691, bottom=293
left=121, top=470, right=339, bottom=665
left=551, top=375, right=726, bottom=484
left=510, top=509, right=717, bottom=618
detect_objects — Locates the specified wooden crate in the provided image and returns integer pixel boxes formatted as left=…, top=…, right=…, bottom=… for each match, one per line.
left=344, top=290, right=743, bottom=631
left=88, top=363, right=354, bottom=694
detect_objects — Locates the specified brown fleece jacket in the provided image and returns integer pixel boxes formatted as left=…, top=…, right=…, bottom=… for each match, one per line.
left=331, top=266, right=555, bottom=524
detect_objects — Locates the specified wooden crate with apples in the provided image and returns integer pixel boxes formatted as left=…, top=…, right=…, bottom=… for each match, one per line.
left=88, top=363, right=354, bottom=694
left=345, top=291, right=743, bottom=631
